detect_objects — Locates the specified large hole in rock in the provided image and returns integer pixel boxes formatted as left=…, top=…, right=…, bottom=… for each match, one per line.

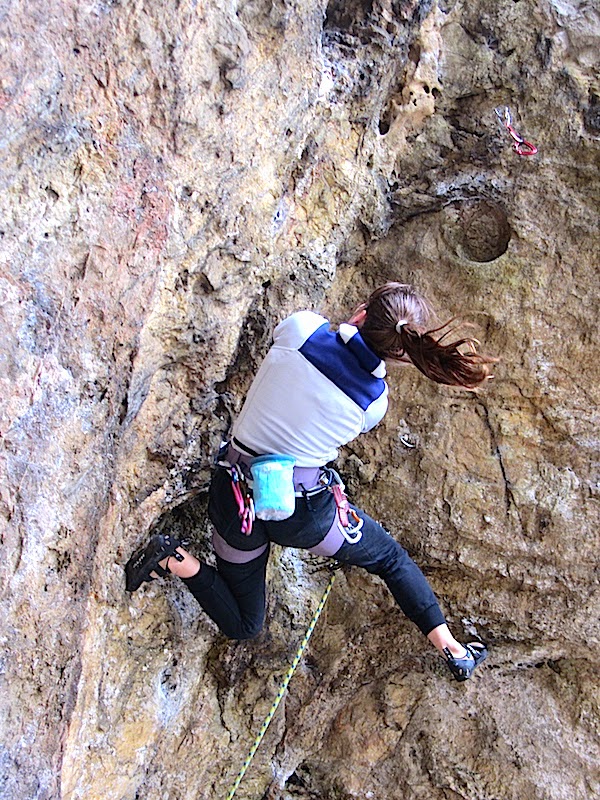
left=454, top=200, right=511, bottom=262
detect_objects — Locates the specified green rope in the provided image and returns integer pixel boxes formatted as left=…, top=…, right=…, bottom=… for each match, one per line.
left=224, top=572, right=336, bottom=800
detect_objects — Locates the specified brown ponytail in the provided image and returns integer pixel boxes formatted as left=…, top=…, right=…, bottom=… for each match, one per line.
left=358, top=283, right=497, bottom=390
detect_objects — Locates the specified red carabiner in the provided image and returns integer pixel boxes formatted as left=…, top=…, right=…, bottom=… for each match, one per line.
left=230, top=466, right=254, bottom=535
left=495, top=106, right=538, bottom=157
left=332, top=484, right=349, bottom=528
left=506, top=123, right=538, bottom=156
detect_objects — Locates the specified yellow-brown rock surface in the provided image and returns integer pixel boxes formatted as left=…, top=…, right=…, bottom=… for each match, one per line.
left=1, top=1, right=598, bottom=798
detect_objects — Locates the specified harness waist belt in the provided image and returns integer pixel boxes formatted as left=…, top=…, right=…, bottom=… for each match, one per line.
left=232, top=436, right=260, bottom=458
left=225, top=444, right=325, bottom=494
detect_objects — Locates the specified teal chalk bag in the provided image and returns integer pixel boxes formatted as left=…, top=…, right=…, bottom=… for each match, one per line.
left=250, top=454, right=297, bottom=521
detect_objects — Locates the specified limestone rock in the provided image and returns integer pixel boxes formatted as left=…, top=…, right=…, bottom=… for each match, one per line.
left=1, top=1, right=598, bottom=799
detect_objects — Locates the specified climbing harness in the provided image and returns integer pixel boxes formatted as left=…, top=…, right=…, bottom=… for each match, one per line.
left=219, top=441, right=364, bottom=542
left=495, top=106, right=538, bottom=156
left=224, top=570, right=337, bottom=800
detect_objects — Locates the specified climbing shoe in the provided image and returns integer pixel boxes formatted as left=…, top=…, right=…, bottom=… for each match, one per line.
left=125, top=532, right=187, bottom=592
left=444, top=642, right=488, bottom=682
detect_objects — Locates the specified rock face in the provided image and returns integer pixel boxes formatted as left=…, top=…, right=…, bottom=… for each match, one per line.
left=1, top=0, right=599, bottom=798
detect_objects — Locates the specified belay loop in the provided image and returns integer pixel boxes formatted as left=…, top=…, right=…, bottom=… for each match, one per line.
left=495, top=106, right=538, bottom=156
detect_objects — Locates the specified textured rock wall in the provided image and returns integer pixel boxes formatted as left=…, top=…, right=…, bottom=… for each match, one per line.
left=1, top=0, right=598, bottom=798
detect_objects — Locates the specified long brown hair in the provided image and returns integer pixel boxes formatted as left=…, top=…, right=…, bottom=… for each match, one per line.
left=357, top=283, right=497, bottom=389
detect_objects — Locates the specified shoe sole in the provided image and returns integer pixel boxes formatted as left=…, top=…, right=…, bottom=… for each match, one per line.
left=125, top=534, right=183, bottom=592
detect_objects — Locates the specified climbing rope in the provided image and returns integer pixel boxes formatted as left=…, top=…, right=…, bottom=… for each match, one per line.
left=224, top=571, right=336, bottom=800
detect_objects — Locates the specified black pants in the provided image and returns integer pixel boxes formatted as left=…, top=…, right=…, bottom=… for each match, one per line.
left=183, top=467, right=446, bottom=639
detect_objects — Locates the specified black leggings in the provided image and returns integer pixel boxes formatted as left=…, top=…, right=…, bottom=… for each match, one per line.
left=183, top=468, right=446, bottom=639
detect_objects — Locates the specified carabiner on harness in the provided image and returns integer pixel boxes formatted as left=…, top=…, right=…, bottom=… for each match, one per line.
left=330, top=478, right=364, bottom=544
left=495, top=106, right=538, bottom=157
left=230, top=464, right=255, bottom=535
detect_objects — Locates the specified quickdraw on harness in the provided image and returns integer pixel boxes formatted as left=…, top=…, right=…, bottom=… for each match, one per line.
left=495, top=106, right=538, bottom=156
left=229, top=464, right=255, bottom=535
left=327, top=469, right=364, bottom=544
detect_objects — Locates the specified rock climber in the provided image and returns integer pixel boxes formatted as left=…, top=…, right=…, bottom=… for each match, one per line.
left=125, top=282, right=497, bottom=681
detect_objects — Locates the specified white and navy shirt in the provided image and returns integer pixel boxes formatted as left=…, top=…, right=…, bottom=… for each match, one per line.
left=232, top=311, right=389, bottom=467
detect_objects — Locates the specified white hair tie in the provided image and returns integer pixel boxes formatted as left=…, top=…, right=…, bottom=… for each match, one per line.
left=395, top=319, right=408, bottom=333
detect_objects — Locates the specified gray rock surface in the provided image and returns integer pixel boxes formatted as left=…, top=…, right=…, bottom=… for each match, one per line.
left=1, top=0, right=598, bottom=798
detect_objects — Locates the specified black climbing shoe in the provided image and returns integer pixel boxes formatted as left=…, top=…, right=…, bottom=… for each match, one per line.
left=125, top=532, right=187, bottom=592
left=444, top=642, right=488, bottom=682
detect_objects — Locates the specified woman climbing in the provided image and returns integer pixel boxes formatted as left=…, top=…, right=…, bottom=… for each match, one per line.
left=125, top=282, right=496, bottom=681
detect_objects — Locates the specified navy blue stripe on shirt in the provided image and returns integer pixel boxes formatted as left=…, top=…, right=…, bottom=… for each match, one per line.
left=298, top=323, right=386, bottom=410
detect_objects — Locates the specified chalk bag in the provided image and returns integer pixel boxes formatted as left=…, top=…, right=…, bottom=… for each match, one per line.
left=250, top=454, right=296, bottom=521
